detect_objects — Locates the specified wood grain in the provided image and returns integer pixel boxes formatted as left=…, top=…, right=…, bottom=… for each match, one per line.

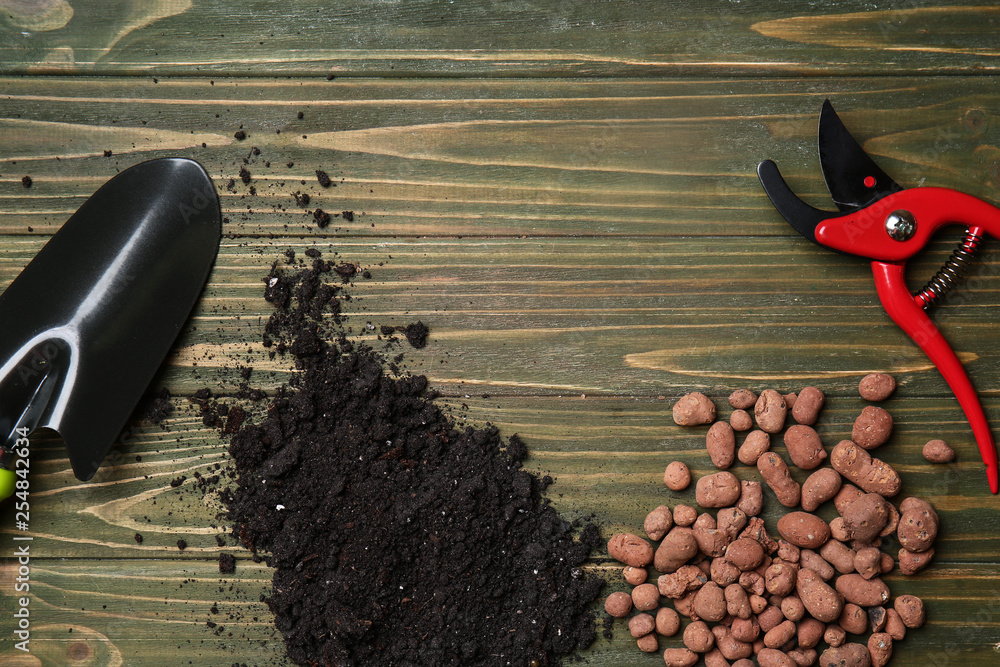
left=2, top=395, right=999, bottom=562
left=1, top=2, right=1000, bottom=76
left=0, top=558, right=282, bottom=666
left=0, top=77, right=998, bottom=238
left=0, top=235, right=995, bottom=397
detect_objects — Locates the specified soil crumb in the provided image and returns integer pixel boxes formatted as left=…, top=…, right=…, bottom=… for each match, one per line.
left=143, top=387, right=174, bottom=425
left=404, top=321, right=429, bottom=348
left=219, top=553, right=236, bottom=574
left=216, top=253, right=602, bottom=667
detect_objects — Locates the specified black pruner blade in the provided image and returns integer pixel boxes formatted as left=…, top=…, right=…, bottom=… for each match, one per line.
left=757, top=100, right=902, bottom=247
left=817, top=99, right=903, bottom=212
left=756, top=159, right=838, bottom=247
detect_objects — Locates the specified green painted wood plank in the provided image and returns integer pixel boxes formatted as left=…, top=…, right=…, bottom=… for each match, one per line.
left=3, top=394, right=999, bottom=560
left=0, top=1, right=999, bottom=77
left=0, top=559, right=282, bottom=665
left=0, top=77, right=998, bottom=238
left=4, top=235, right=1000, bottom=399
left=1, top=558, right=999, bottom=665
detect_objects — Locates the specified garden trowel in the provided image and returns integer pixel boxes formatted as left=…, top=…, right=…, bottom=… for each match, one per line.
left=0, top=158, right=221, bottom=500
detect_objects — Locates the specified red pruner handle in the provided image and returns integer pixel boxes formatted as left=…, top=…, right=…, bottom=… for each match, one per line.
left=871, top=260, right=1000, bottom=493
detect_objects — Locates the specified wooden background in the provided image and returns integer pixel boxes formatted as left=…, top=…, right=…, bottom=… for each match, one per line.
left=2, top=1, right=1000, bottom=665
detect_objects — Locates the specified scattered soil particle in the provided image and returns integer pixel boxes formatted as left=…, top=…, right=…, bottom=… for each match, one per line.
left=341, top=210, right=354, bottom=222
left=239, top=168, right=251, bottom=184
left=315, top=170, right=332, bottom=187
left=103, top=150, right=113, bottom=157
left=601, top=616, right=615, bottom=640
left=144, top=387, right=174, bottom=425
left=223, top=406, right=245, bottom=435
left=404, top=321, right=429, bottom=349
left=313, top=209, right=330, bottom=228
left=234, top=130, right=247, bottom=141
left=216, top=254, right=602, bottom=667
left=333, top=262, right=357, bottom=281
left=219, top=553, right=236, bottom=574
left=21, top=176, right=31, bottom=188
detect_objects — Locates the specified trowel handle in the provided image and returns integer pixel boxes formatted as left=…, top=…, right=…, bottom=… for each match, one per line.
left=0, top=467, right=14, bottom=500
left=872, top=260, right=1000, bottom=493
left=0, top=351, right=58, bottom=502
left=0, top=429, right=28, bottom=501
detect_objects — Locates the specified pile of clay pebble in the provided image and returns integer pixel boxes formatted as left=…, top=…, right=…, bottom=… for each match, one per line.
left=604, top=373, right=945, bottom=667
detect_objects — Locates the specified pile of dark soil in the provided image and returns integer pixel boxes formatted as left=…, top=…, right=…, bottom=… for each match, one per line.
left=216, top=253, right=603, bottom=667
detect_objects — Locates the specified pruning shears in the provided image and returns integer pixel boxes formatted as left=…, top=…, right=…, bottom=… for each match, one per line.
left=758, top=100, right=1000, bottom=494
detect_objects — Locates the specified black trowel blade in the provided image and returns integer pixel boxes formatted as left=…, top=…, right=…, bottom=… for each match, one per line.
left=0, top=158, right=221, bottom=480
